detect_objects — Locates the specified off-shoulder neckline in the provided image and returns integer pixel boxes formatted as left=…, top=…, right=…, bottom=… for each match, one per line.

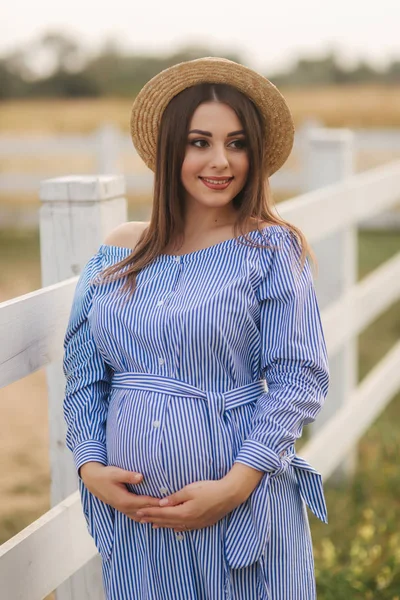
left=99, top=223, right=288, bottom=262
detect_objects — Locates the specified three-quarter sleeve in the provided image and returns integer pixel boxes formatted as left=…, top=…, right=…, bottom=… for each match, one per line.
left=235, top=229, right=330, bottom=472
left=63, top=250, right=113, bottom=476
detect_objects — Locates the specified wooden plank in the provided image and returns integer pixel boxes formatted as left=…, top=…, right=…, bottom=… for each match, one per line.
left=0, top=174, right=50, bottom=193
left=353, top=129, right=400, bottom=152
left=3, top=128, right=400, bottom=157
left=323, top=251, right=400, bottom=354
left=0, top=278, right=76, bottom=390
left=0, top=491, right=97, bottom=600
left=0, top=134, right=97, bottom=156
left=301, top=341, right=400, bottom=479
left=0, top=173, right=150, bottom=195
left=278, top=158, right=400, bottom=243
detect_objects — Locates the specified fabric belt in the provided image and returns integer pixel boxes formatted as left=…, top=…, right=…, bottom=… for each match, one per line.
left=110, top=371, right=328, bottom=572
left=112, top=371, right=266, bottom=409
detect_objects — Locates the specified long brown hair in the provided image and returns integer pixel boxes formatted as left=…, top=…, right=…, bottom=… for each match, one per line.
left=95, top=82, right=316, bottom=297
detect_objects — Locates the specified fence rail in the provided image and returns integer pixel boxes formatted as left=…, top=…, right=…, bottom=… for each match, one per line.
left=2, top=123, right=400, bottom=195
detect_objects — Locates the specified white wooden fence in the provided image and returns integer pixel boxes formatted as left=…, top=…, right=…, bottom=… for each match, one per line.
left=0, top=127, right=400, bottom=598
left=1, top=122, right=400, bottom=230
left=1, top=121, right=400, bottom=195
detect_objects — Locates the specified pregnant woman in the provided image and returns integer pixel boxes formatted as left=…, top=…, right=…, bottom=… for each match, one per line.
left=63, top=57, right=330, bottom=599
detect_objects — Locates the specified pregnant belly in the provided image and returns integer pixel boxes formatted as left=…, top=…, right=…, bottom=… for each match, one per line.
left=106, top=389, right=222, bottom=498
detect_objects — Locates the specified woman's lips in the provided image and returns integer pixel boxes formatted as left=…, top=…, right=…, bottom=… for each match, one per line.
left=199, top=177, right=233, bottom=190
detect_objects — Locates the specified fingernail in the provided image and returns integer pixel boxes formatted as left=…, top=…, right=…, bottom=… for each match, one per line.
left=133, top=474, right=142, bottom=482
left=159, top=498, right=168, bottom=506
left=137, top=511, right=144, bottom=516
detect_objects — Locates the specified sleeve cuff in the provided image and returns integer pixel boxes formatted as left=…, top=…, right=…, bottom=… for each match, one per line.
left=73, top=440, right=108, bottom=476
left=234, top=439, right=282, bottom=474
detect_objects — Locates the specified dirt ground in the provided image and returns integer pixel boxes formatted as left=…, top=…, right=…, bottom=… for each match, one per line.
left=0, top=370, right=51, bottom=540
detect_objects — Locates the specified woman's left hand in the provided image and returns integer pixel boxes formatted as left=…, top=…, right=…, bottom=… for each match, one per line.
left=136, top=478, right=244, bottom=531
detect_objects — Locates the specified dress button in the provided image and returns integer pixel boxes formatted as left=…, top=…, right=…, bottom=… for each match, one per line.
left=159, top=487, right=168, bottom=495
left=156, top=300, right=164, bottom=306
left=175, top=256, right=181, bottom=263
left=158, top=357, right=165, bottom=365
left=176, top=533, right=184, bottom=541
left=152, top=420, right=161, bottom=428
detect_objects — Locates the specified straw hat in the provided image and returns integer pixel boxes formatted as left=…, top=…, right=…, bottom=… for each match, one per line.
left=130, top=56, right=294, bottom=177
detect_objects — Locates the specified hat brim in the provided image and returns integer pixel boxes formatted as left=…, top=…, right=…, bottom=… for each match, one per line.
left=130, top=56, right=294, bottom=177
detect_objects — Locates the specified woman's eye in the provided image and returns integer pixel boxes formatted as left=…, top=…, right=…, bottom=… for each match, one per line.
left=231, top=139, right=246, bottom=149
left=191, top=139, right=208, bottom=148
left=190, top=139, right=246, bottom=149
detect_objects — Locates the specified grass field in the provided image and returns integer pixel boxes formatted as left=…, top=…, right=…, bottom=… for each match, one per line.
left=2, top=86, right=400, bottom=133
left=0, top=225, right=399, bottom=597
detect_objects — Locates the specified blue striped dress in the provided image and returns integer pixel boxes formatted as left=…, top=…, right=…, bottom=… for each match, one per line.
left=63, top=224, right=330, bottom=600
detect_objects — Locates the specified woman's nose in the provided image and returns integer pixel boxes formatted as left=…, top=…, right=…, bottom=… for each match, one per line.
left=209, top=145, right=230, bottom=169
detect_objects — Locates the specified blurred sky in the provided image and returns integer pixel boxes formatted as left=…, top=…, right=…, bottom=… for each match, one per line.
left=2, top=0, right=400, bottom=74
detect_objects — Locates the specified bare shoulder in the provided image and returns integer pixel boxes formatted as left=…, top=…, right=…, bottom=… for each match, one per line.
left=104, top=221, right=150, bottom=249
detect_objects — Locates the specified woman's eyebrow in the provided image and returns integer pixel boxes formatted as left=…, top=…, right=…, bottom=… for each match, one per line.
left=188, top=129, right=245, bottom=137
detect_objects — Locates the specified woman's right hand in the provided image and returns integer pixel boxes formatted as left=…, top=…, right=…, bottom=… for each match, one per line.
left=80, top=462, right=162, bottom=522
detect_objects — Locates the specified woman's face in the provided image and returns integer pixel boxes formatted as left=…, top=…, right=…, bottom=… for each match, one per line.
left=181, top=101, right=249, bottom=212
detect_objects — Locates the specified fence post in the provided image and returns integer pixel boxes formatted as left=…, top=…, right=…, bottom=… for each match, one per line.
left=303, top=128, right=358, bottom=485
left=96, top=124, right=121, bottom=174
left=39, top=175, right=127, bottom=600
